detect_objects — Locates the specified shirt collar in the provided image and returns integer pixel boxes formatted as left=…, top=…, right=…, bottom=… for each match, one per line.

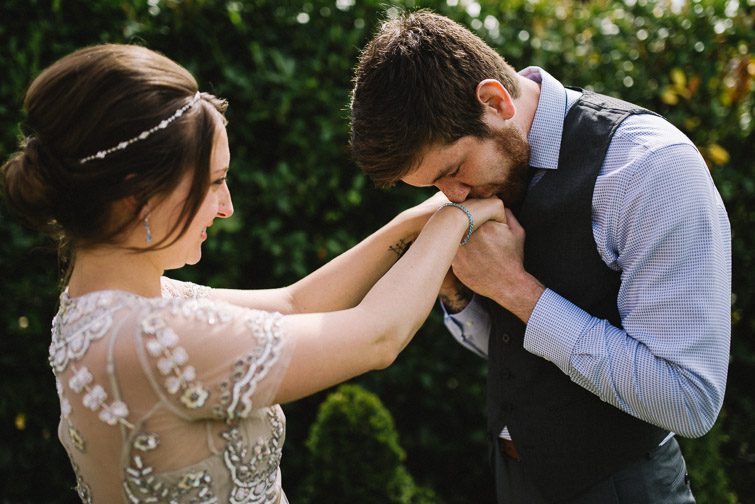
left=519, top=66, right=578, bottom=170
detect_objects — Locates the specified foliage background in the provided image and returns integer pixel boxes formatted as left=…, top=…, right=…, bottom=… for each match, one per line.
left=0, top=0, right=751, bottom=502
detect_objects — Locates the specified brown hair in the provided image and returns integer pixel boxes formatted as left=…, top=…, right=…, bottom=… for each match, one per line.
left=350, top=10, right=520, bottom=187
left=1, top=44, right=227, bottom=273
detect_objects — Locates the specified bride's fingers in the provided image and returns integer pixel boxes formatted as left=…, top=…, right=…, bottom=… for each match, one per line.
left=464, top=198, right=504, bottom=228
left=488, top=198, right=507, bottom=225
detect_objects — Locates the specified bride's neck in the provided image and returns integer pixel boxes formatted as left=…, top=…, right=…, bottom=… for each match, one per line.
left=67, top=247, right=164, bottom=298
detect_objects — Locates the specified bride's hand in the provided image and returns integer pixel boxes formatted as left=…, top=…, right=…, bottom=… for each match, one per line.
left=403, top=191, right=450, bottom=219
left=398, top=193, right=505, bottom=242
left=451, top=197, right=506, bottom=231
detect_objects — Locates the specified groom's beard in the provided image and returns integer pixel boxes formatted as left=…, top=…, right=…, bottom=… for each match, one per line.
left=491, top=123, right=531, bottom=209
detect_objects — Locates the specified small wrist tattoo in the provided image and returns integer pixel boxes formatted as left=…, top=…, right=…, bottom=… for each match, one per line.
left=389, top=238, right=413, bottom=259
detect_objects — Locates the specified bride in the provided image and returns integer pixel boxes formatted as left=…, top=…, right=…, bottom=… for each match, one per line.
left=2, top=44, right=505, bottom=502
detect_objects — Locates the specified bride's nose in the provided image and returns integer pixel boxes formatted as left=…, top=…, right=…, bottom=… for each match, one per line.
left=218, top=186, right=234, bottom=218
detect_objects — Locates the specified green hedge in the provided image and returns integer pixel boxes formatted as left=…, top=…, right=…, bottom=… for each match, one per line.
left=302, top=384, right=438, bottom=503
left=0, top=1, right=751, bottom=502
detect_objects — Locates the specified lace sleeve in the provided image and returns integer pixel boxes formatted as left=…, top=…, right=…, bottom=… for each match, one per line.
left=133, top=297, right=292, bottom=422
left=160, top=277, right=212, bottom=300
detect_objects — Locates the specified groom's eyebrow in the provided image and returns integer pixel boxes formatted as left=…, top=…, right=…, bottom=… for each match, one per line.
left=431, top=164, right=455, bottom=184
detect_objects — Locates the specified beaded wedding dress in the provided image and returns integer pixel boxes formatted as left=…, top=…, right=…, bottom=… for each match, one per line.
left=49, top=277, right=291, bottom=503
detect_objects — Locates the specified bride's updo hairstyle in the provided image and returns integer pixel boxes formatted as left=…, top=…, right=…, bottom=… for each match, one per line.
left=1, top=44, right=228, bottom=255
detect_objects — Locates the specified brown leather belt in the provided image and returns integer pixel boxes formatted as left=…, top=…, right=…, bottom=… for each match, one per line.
left=499, top=438, right=521, bottom=461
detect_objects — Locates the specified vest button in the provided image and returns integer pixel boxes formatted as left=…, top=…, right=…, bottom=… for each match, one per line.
left=502, top=369, right=512, bottom=379
left=502, top=333, right=511, bottom=343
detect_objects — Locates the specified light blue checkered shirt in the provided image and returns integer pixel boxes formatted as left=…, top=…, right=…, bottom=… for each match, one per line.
left=444, top=67, right=731, bottom=439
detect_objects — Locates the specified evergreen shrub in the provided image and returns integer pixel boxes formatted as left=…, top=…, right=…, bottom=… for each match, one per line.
left=301, top=384, right=438, bottom=504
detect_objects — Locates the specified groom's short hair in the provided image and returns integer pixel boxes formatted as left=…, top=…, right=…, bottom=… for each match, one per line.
left=349, top=10, right=520, bottom=187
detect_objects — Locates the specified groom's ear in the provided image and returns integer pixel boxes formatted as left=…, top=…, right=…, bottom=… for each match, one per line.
left=475, top=79, right=516, bottom=122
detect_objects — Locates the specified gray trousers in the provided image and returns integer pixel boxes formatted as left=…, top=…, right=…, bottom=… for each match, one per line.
left=494, top=437, right=695, bottom=503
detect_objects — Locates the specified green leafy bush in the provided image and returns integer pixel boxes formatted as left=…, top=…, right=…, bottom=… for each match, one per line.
left=301, top=384, right=438, bottom=503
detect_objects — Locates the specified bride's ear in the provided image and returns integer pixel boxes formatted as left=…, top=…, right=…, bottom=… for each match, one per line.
left=137, top=202, right=151, bottom=221
left=120, top=173, right=152, bottom=219
left=113, top=193, right=150, bottom=222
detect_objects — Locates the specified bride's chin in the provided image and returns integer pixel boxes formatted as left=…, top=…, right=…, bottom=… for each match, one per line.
left=186, top=253, right=201, bottom=266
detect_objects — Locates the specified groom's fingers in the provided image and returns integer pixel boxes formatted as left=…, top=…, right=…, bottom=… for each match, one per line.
left=504, top=209, right=524, bottom=236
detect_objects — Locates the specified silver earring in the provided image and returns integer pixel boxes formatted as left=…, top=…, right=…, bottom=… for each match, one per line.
left=143, top=216, right=153, bottom=244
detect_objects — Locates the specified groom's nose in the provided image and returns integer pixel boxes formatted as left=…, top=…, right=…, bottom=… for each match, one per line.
left=436, top=179, right=471, bottom=203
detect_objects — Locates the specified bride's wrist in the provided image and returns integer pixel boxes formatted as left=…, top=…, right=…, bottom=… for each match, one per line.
left=437, top=202, right=475, bottom=245
left=394, top=208, right=427, bottom=240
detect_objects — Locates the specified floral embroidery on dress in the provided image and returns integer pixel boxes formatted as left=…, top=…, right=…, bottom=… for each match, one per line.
left=161, top=277, right=212, bottom=300
left=123, top=455, right=218, bottom=503
left=217, top=312, right=284, bottom=421
left=142, top=311, right=211, bottom=409
left=56, top=378, right=87, bottom=452
left=66, top=364, right=132, bottom=427
left=69, top=457, right=94, bottom=504
left=224, top=408, right=285, bottom=504
left=68, top=425, right=86, bottom=453
left=49, top=291, right=119, bottom=373
left=121, top=407, right=284, bottom=504
left=133, top=432, right=160, bottom=452
left=50, top=284, right=289, bottom=503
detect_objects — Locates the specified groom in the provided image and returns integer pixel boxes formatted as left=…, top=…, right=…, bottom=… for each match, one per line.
left=349, top=11, right=731, bottom=504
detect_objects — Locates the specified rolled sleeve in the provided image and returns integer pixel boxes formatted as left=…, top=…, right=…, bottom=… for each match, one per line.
left=441, top=296, right=491, bottom=358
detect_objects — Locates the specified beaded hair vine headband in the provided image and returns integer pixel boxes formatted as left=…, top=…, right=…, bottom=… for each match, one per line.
left=78, top=91, right=202, bottom=164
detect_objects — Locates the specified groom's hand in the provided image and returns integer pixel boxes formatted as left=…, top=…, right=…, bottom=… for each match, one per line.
left=452, top=210, right=544, bottom=323
left=439, top=269, right=472, bottom=314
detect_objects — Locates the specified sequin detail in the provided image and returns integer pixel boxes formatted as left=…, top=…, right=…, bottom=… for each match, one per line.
left=49, top=291, right=118, bottom=373
left=133, top=432, right=160, bottom=452
left=49, top=281, right=288, bottom=503
left=67, top=364, right=132, bottom=427
left=142, top=312, right=211, bottom=409
left=225, top=409, right=285, bottom=504
left=71, top=458, right=94, bottom=503
left=219, top=312, right=284, bottom=421
left=123, top=455, right=218, bottom=503
left=161, top=277, right=212, bottom=300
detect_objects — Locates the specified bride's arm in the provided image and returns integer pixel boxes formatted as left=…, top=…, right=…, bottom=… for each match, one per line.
left=272, top=198, right=506, bottom=404
left=210, top=193, right=448, bottom=314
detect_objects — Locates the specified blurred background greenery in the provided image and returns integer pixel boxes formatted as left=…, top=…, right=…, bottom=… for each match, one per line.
left=0, top=0, right=751, bottom=502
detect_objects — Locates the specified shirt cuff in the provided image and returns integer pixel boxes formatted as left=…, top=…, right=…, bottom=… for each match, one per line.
left=523, top=288, right=593, bottom=374
left=441, top=295, right=490, bottom=358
